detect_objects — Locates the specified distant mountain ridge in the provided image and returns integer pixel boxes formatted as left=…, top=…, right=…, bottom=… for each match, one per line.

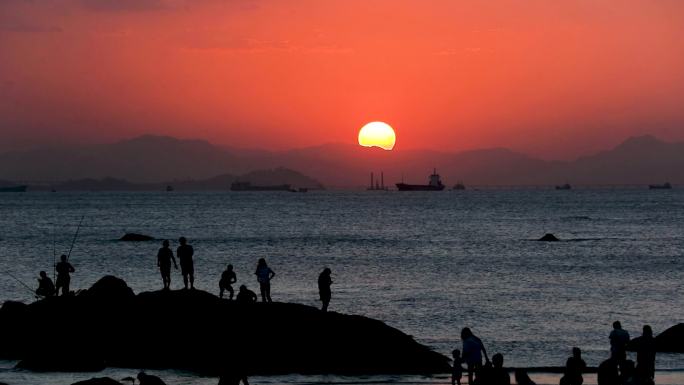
left=0, top=134, right=682, bottom=188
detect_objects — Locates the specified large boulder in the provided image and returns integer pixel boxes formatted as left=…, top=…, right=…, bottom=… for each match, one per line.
left=0, top=276, right=450, bottom=375
left=627, top=323, right=684, bottom=353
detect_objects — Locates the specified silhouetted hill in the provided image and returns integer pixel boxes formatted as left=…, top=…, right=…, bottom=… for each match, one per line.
left=1, top=134, right=683, bottom=187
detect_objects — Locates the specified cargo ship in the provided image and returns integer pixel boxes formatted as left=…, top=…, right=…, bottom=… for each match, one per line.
left=396, top=169, right=445, bottom=191
left=230, top=181, right=293, bottom=191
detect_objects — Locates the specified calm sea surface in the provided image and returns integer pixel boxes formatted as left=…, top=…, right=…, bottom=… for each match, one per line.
left=0, top=190, right=682, bottom=385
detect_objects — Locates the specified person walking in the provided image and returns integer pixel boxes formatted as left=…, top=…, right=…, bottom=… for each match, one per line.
left=318, top=268, right=332, bottom=312
left=177, top=237, right=195, bottom=290
left=255, top=258, right=275, bottom=302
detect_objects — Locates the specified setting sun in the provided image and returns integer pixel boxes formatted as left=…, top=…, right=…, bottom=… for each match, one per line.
left=358, top=122, right=396, bottom=150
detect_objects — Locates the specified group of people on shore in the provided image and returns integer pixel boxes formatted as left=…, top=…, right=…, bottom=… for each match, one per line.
left=35, top=254, right=74, bottom=297
left=450, top=322, right=657, bottom=385
left=154, top=238, right=334, bottom=310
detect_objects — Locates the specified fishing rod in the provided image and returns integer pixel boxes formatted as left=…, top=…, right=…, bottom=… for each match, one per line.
left=66, top=215, right=85, bottom=262
left=4, top=270, right=38, bottom=299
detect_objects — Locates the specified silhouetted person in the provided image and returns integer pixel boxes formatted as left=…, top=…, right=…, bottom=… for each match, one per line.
left=255, top=258, right=275, bottom=302
left=478, top=360, right=493, bottom=385
left=236, top=285, right=257, bottom=303
left=609, top=321, right=630, bottom=363
left=452, top=349, right=464, bottom=385
left=36, top=271, right=55, bottom=297
left=597, top=358, right=620, bottom=385
left=157, top=240, right=178, bottom=290
left=318, top=267, right=332, bottom=311
left=560, top=347, right=586, bottom=385
left=461, top=327, right=489, bottom=385
left=490, top=353, right=510, bottom=385
left=55, top=254, right=74, bottom=296
left=635, top=325, right=656, bottom=384
left=177, top=237, right=194, bottom=289
left=514, top=369, right=536, bottom=385
left=137, top=371, right=166, bottom=385
left=220, top=264, right=237, bottom=299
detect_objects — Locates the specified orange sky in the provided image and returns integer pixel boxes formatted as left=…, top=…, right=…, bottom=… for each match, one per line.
left=1, top=0, right=684, bottom=158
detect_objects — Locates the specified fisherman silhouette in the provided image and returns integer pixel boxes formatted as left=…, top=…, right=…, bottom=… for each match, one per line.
left=635, top=325, right=656, bottom=384
left=157, top=240, right=178, bottom=290
left=451, top=349, right=464, bottom=385
left=609, top=321, right=630, bottom=364
left=236, top=285, right=257, bottom=303
left=461, top=327, right=489, bottom=385
left=55, top=254, right=75, bottom=296
left=318, top=267, right=332, bottom=311
left=560, top=347, right=586, bottom=385
left=177, top=237, right=195, bottom=290
left=137, top=371, right=167, bottom=385
left=597, top=358, right=620, bottom=385
left=219, top=264, right=237, bottom=299
left=36, top=271, right=55, bottom=297
left=255, top=258, right=275, bottom=302
left=488, top=353, right=510, bottom=385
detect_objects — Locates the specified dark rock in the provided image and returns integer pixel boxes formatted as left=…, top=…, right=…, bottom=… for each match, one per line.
left=0, top=276, right=450, bottom=375
left=629, top=323, right=684, bottom=353
left=119, top=233, right=154, bottom=241
left=538, top=233, right=560, bottom=242
left=71, top=377, right=122, bottom=385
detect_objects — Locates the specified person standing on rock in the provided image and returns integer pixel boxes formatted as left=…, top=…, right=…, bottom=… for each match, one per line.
left=219, top=264, right=237, bottom=299
left=177, top=237, right=195, bottom=290
left=55, top=254, right=75, bottom=296
left=36, top=271, right=55, bottom=297
left=318, top=267, right=332, bottom=312
left=461, top=327, right=489, bottom=385
left=609, top=321, right=630, bottom=364
left=157, top=240, right=178, bottom=290
left=636, top=325, right=656, bottom=383
left=255, top=258, right=275, bottom=302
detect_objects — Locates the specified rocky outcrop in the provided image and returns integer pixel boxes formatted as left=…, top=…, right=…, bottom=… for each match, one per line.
left=0, top=276, right=450, bottom=375
left=628, top=323, right=684, bottom=353
left=538, top=233, right=560, bottom=242
left=119, top=233, right=154, bottom=241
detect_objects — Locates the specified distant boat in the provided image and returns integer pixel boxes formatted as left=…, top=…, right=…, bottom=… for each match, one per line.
left=0, top=185, right=27, bottom=192
left=555, top=183, right=572, bottom=190
left=396, top=169, right=445, bottom=191
left=166, top=185, right=174, bottom=192
left=453, top=181, right=466, bottom=190
left=231, top=181, right=292, bottom=191
left=649, top=182, right=672, bottom=190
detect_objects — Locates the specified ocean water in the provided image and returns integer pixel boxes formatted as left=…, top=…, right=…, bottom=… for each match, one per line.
left=0, top=190, right=683, bottom=385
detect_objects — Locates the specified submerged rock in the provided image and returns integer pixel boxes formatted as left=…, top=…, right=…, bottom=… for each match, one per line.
left=538, top=233, right=560, bottom=242
left=0, top=276, right=449, bottom=375
left=119, top=233, right=154, bottom=241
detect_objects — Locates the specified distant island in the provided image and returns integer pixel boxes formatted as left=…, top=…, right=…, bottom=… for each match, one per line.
left=1, top=134, right=683, bottom=188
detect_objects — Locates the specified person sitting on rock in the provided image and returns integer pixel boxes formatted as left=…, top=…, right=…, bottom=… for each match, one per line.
left=36, top=271, right=55, bottom=297
left=219, top=264, right=237, bottom=299
left=318, top=267, right=332, bottom=312
left=137, top=371, right=167, bottom=385
left=157, top=240, right=178, bottom=290
left=560, top=347, right=586, bottom=385
left=451, top=349, right=464, bottom=385
left=177, top=237, right=195, bottom=290
left=236, top=285, right=257, bottom=303
left=490, top=353, right=510, bottom=385
left=55, top=254, right=75, bottom=296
